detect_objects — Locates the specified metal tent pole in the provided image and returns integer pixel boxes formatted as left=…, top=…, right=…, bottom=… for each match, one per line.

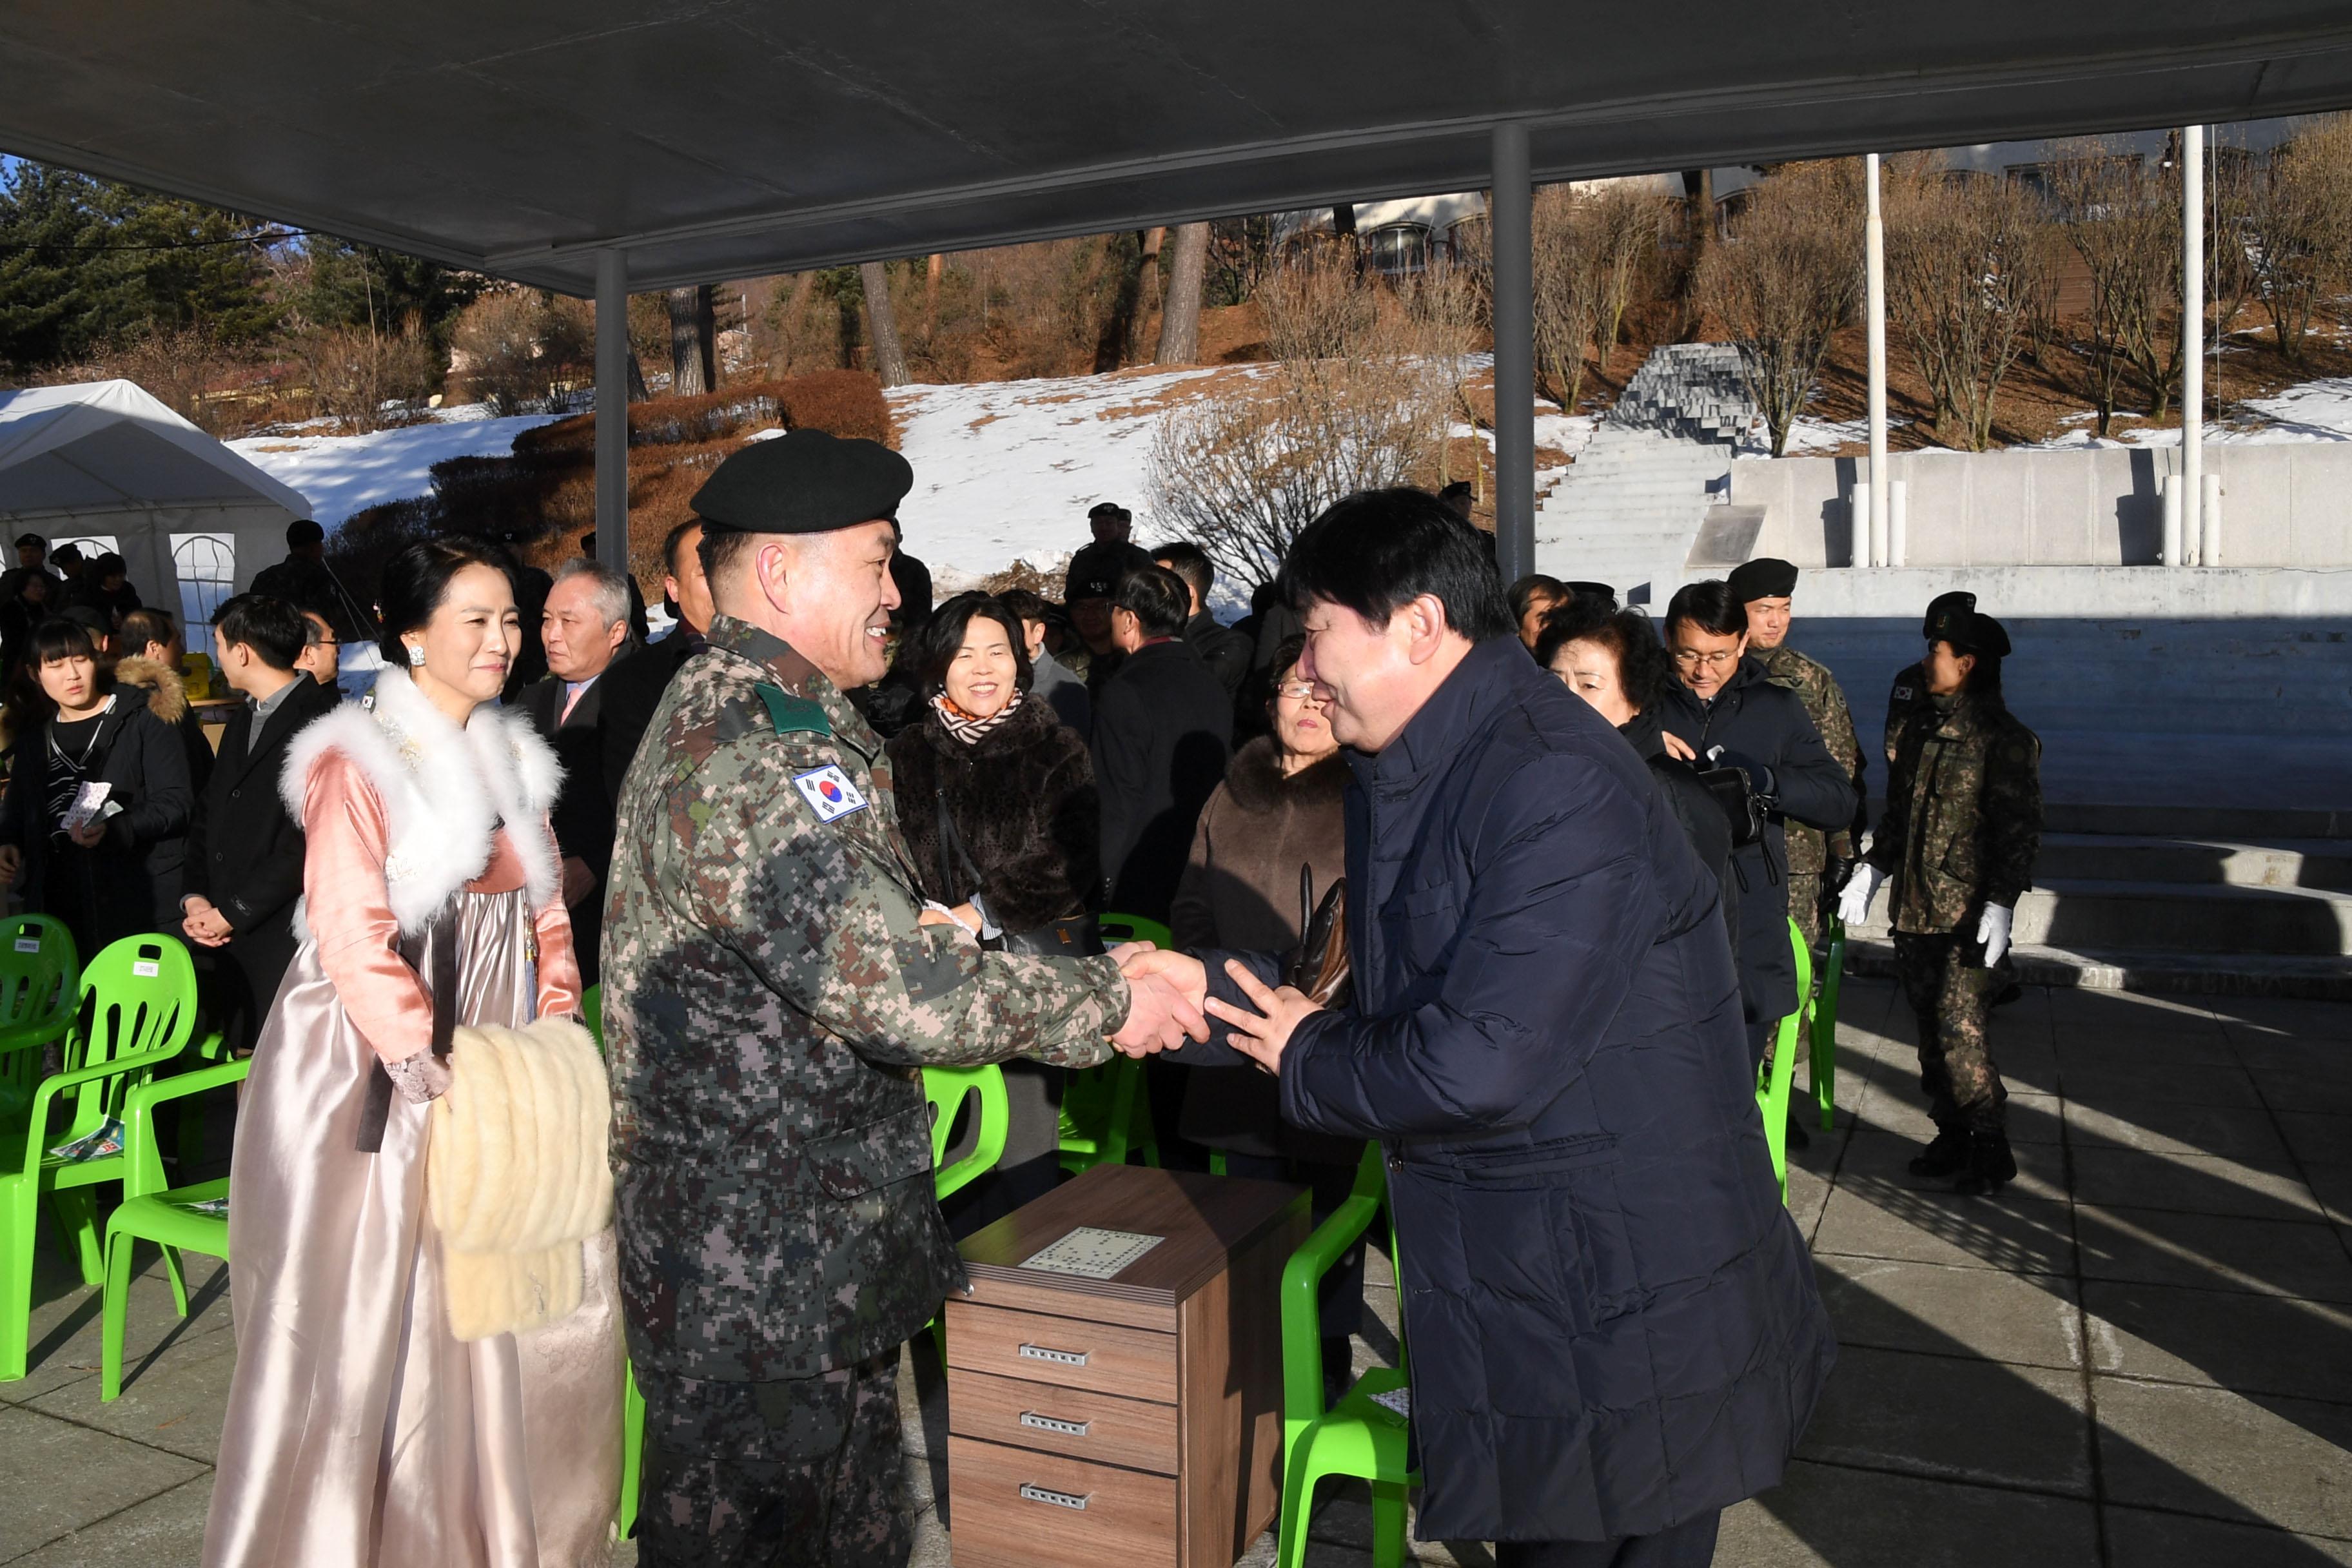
left=1865, top=153, right=1889, bottom=568
left=1491, top=122, right=1535, bottom=585
left=2181, top=124, right=2206, bottom=567
left=594, top=248, right=631, bottom=573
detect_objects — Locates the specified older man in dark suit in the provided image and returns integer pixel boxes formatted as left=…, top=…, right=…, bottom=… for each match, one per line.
left=517, top=556, right=636, bottom=983
left=181, top=593, right=343, bottom=1052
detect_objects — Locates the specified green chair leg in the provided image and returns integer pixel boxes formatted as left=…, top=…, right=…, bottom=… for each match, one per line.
left=1370, top=1478, right=1408, bottom=1568
left=101, top=1230, right=135, bottom=1401
left=0, top=1181, right=36, bottom=1382
left=54, top=1188, right=104, bottom=1285
left=1813, top=921, right=1846, bottom=1130
left=161, top=1242, right=189, bottom=1317
left=619, top=1361, right=646, bottom=1538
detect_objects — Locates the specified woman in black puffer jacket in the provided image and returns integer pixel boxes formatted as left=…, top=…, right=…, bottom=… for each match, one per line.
left=887, top=592, right=1100, bottom=1230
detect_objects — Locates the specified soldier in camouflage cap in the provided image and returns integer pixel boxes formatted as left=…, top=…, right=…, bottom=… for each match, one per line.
left=1729, top=557, right=1865, bottom=947
left=602, top=429, right=1197, bottom=1567
left=1843, top=602, right=2040, bottom=1196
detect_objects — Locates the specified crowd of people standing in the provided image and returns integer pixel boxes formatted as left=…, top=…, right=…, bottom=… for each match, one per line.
left=0, top=432, right=2043, bottom=1565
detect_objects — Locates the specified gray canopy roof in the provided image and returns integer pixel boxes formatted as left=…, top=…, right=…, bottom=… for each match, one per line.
left=6, top=3, right=2352, bottom=293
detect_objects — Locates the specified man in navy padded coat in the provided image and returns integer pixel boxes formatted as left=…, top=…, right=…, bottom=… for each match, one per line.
left=1122, top=489, right=1832, bottom=1567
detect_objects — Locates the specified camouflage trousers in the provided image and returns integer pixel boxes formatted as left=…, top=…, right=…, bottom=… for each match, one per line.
left=1892, top=931, right=2010, bottom=1133
left=635, top=1349, right=909, bottom=1568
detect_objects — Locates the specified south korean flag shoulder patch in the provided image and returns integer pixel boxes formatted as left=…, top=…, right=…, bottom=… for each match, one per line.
left=792, top=764, right=869, bottom=823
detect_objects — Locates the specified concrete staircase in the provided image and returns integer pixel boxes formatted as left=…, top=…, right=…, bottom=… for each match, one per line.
left=1846, top=829, right=2352, bottom=998
left=1533, top=344, right=1756, bottom=602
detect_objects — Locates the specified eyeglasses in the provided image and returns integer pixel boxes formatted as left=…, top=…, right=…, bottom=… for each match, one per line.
left=1277, top=682, right=1324, bottom=702
left=1671, top=649, right=1740, bottom=670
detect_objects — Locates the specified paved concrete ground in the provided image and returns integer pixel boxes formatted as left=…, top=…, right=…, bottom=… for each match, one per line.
left=6, top=977, right=2351, bottom=1566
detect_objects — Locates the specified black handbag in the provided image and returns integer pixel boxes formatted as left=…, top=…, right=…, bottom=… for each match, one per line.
left=933, top=788, right=1104, bottom=957
left=1695, top=763, right=1768, bottom=848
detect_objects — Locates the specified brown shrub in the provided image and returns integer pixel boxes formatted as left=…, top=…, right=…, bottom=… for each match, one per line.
left=776, top=369, right=894, bottom=445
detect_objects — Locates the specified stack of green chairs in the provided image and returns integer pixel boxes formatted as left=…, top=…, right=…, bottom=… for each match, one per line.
left=1754, top=919, right=1814, bottom=1203
left=0, top=933, right=199, bottom=1382
left=101, top=1053, right=249, bottom=1398
left=1057, top=912, right=1168, bottom=1175
left=1810, top=916, right=1847, bottom=1130
left=1275, top=1142, right=1413, bottom=1568
left=0, top=916, right=79, bottom=1132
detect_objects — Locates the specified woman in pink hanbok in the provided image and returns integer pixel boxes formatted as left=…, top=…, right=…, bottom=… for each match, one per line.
left=204, top=538, right=623, bottom=1568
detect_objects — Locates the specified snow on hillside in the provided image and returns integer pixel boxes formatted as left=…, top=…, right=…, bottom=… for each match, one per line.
left=2027, top=376, right=2352, bottom=447
left=889, top=365, right=1242, bottom=590
left=227, top=409, right=560, bottom=526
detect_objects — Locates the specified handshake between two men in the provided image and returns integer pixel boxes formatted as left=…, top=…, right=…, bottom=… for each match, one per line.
left=1105, top=946, right=1324, bottom=1073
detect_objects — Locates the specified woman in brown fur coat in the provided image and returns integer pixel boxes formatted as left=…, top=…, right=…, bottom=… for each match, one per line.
left=887, top=593, right=1100, bottom=1229
left=1171, top=636, right=1365, bottom=1389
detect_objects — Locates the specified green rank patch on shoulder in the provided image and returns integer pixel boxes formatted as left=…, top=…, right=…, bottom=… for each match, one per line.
left=756, top=683, right=831, bottom=738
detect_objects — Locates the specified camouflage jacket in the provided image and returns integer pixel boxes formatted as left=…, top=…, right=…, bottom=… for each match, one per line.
left=1865, top=691, right=2043, bottom=935
left=1754, top=642, right=1864, bottom=870
left=601, top=614, right=1126, bottom=1383
left=1885, top=661, right=1929, bottom=766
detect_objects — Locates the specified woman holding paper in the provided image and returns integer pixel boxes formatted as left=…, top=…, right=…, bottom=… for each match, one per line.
left=203, top=538, right=623, bottom=1568
left=0, top=617, right=192, bottom=952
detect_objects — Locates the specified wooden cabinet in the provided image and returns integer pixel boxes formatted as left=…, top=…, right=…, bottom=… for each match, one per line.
left=945, top=1164, right=1308, bottom=1568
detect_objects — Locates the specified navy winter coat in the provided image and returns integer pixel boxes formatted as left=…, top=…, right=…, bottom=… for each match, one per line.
left=1184, top=637, right=1832, bottom=1542
left=1655, top=657, right=1857, bottom=1033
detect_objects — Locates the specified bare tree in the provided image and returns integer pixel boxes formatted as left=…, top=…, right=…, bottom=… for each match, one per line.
left=2238, top=114, right=2352, bottom=362
left=1885, top=157, right=2058, bottom=451
left=1696, top=161, right=1861, bottom=456
left=859, top=260, right=910, bottom=386
left=1155, top=221, right=1210, bottom=363
left=1395, top=255, right=1484, bottom=485
left=1529, top=183, right=1665, bottom=416
left=1152, top=247, right=1446, bottom=587
left=2048, top=140, right=2179, bottom=435
left=666, top=284, right=716, bottom=395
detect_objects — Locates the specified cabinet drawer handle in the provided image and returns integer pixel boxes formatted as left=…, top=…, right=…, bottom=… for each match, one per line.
left=1020, top=1482, right=1091, bottom=1511
left=1018, top=1342, right=1090, bottom=1367
left=1021, top=1410, right=1091, bottom=1437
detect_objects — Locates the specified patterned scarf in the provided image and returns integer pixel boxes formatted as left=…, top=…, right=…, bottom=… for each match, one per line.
left=932, top=689, right=1023, bottom=746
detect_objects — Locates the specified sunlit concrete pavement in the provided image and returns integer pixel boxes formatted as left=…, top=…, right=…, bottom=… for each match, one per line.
left=8, top=978, right=2351, bottom=1566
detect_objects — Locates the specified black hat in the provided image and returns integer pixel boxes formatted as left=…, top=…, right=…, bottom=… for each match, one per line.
left=1921, top=590, right=1975, bottom=642
left=691, top=429, right=914, bottom=536
left=1926, top=600, right=2011, bottom=658
left=1087, top=502, right=1130, bottom=524
left=13, top=533, right=43, bottom=550
left=1727, top=557, right=1798, bottom=602
left=1565, top=580, right=1617, bottom=606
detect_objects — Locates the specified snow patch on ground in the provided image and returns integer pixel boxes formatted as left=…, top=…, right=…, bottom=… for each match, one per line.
left=227, top=412, right=562, bottom=527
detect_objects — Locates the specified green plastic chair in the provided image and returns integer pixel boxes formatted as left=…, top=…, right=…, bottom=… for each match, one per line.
left=0, top=933, right=199, bottom=1381
left=0, top=915, right=81, bottom=1131
left=924, top=1064, right=1009, bottom=1202
left=1058, top=912, right=1168, bottom=1174
left=1276, top=1142, right=1413, bottom=1568
left=619, top=1366, right=647, bottom=1538
left=1810, top=916, right=1846, bottom=1130
left=580, top=983, right=603, bottom=1052
left=1755, top=919, right=1813, bottom=1204
left=100, top=1053, right=248, bottom=1398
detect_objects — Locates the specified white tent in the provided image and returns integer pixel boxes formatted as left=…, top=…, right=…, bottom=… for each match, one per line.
left=0, top=379, right=309, bottom=631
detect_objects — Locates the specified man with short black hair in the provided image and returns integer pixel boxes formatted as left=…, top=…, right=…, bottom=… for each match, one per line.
left=15, top=533, right=54, bottom=578
left=1729, top=556, right=1865, bottom=945
left=1121, top=488, right=1832, bottom=1568
left=596, top=519, right=714, bottom=792
left=115, top=605, right=211, bottom=794
left=182, top=592, right=341, bottom=1053
left=1151, top=540, right=1251, bottom=699
left=518, top=557, right=636, bottom=983
left=1657, top=579, right=1857, bottom=1070
left=250, top=519, right=363, bottom=640
left=1064, top=502, right=1152, bottom=683
left=997, top=585, right=1090, bottom=737
left=294, top=611, right=339, bottom=687
left=1092, top=564, right=1232, bottom=918
left=70, top=551, right=140, bottom=625
left=1509, top=572, right=1569, bottom=651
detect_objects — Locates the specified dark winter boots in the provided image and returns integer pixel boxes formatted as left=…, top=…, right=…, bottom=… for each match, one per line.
left=1955, top=1128, right=2017, bottom=1195
left=1908, top=1126, right=1970, bottom=1179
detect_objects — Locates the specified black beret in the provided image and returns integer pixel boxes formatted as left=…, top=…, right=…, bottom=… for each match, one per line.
left=1088, top=501, right=1130, bottom=523
left=1727, top=556, right=1799, bottom=602
left=1927, top=602, right=2011, bottom=658
left=1565, top=580, right=1617, bottom=606
left=1921, top=589, right=1975, bottom=641
left=13, top=533, right=43, bottom=549
left=691, top=429, right=913, bottom=536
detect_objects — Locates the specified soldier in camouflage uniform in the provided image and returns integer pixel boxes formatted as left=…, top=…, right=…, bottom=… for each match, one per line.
left=1729, top=558, right=1865, bottom=946
left=602, top=431, right=1190, bottom=1568
left=1844, top=603, right=2041, bottom=1195
left=1883, top=590, right=1977, bottom=765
